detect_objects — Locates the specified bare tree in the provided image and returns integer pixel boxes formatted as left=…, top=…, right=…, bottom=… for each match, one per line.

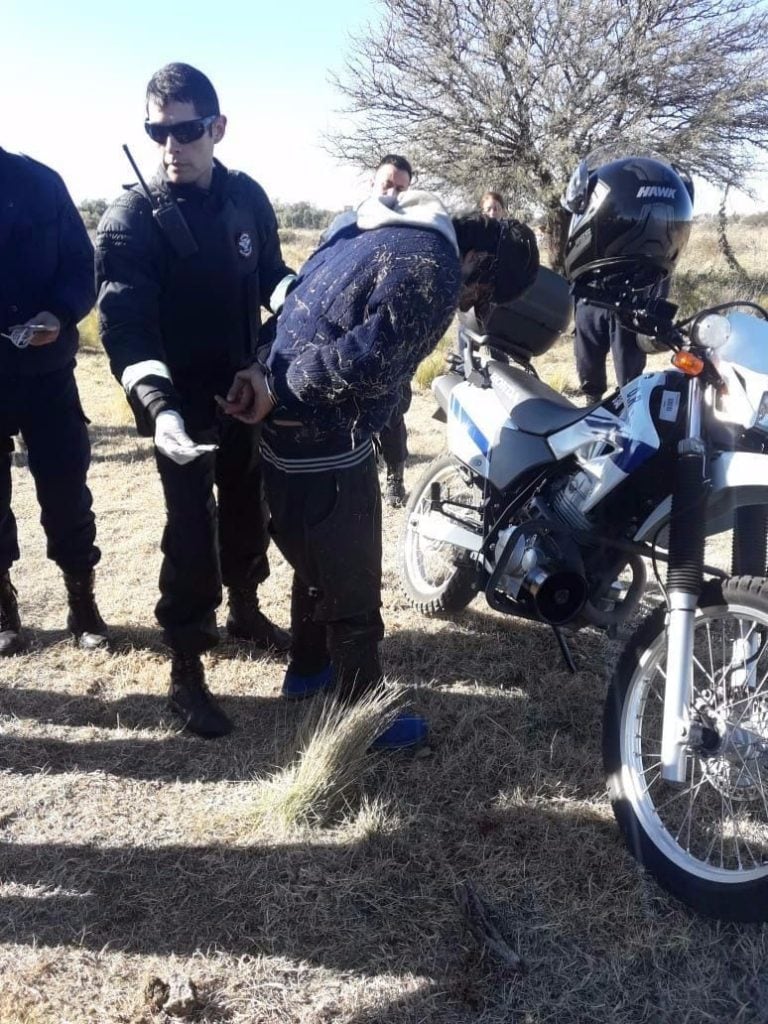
left=329, top=0, right=768, bottom=266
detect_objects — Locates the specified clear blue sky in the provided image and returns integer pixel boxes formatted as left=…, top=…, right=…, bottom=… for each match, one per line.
left=2, top=0, right=379, bottom=209
left=2, top=0, right=765, bottom=216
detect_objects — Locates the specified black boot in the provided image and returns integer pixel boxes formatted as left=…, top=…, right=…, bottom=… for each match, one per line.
left=63, top=570, right=109, bottom=651
left=226, top=586, right=290, bottom=652
left=384, top=463, right=407, bottom=508
left=168, top=653, right=232, bottom=739
left=0, top=570, right=22, bottom=657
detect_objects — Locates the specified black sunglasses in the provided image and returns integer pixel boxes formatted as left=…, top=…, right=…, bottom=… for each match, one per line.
left=144, top=114, right=218, bottom=145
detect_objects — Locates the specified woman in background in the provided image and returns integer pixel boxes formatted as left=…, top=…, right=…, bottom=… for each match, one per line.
left=479, top=190, right=506, bottom=219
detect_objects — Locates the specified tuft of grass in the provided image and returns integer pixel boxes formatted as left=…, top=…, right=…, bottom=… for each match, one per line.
left=250, top=687, right=404, bottom=830
left=344, top=794, right=402, bottom=842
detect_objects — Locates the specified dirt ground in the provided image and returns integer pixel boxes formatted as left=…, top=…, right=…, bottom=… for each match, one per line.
left=2, top=337, right=768, bottom=1024
left=3, top=220, right=768, bottom=1024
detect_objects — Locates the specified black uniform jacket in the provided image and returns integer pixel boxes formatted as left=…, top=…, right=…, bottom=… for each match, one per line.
left=0, top=148, right=95, bottom=378
left=95, top=160, right=292, bottom=432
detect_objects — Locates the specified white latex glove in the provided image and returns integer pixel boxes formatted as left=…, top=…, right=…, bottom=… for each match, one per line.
left=154, top=410, right=218, bottom=465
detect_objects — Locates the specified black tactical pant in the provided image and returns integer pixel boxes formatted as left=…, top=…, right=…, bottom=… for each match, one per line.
left=0, top=366, right=99, bottom=575
left=574, top=301, right=646, bottom=398
left=155, top=416, right=269, bottom=654
left=263, top=451, right=385, bottom=702
left=378, top=382, right=412, bottom=469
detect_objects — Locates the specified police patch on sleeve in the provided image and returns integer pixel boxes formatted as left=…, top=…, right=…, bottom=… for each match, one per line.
left=236, top=232, right=253, bottom=258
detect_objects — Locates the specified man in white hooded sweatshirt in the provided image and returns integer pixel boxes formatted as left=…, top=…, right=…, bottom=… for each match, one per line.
left=219, top=189, right=538, bottom=748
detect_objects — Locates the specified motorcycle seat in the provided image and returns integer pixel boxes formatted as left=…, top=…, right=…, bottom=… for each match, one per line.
left=487, top=362, right=587, bottom=436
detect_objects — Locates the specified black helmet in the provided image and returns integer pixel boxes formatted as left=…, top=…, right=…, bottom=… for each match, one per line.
left=563, top=154, right=693, bottom=290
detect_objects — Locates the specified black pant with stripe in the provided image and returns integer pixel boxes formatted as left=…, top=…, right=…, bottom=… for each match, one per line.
left=262, top=442, right=384, bottom=702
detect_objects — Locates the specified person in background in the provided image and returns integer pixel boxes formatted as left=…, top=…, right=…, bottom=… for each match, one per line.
left=479, top=191, right=506, bottom=220
left=321, top=154, right=416, bottom=507
left=370, top=155, right=415, bottom=507
left=574, top=276, right=671, bottom=404
left=0, top=147, right=107, bottom=657
left=218, top=198, right=539, bottom=750
left=96, top=63, right=294, bottom=739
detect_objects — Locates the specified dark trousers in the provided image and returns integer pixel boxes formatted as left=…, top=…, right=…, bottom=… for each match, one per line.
left=379, top=383, right=412, bottom=469
left=155, top=416, right=269, bottom=655
left=574, top=302, right=647, bottom=397
left=263, top=452, right=385, bottom=702
left=0, top=366, right=99, bottom=575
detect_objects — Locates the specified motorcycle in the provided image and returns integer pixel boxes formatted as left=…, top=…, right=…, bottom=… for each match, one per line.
left=399, top=267, right=768, bottom=920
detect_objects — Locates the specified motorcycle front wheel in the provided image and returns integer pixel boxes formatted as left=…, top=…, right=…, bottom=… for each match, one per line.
left=604, top=576, right=768, bottom=920
left=399, top=454, right=480, bottom=615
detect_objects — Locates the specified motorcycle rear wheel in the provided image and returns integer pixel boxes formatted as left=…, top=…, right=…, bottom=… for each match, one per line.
left=604, top=576, right=768, bottom=920
left=399, top=454, right=479, bottom=615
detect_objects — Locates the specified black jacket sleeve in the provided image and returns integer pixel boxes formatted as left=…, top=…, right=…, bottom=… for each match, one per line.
left=49, top=173, right=95, bottom=329
left=95, top=190, right=181, bottom=431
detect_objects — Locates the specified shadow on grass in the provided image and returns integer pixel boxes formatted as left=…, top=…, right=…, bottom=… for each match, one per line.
left=0, top=688, right=301, bottom=782
left=383, top=613, right=608, bottom=690
left=17, top=624, right=287, bottom=660
left=88, top=423, right=153, bottom=465
left=89, top=445, right=154, bottom=466
left=0, top=792, right=757, bottom=1024
left=17, top=624, right=168, bottom=655
left=0, top=792, right=619, bottom=964
left=0, top=676, right=763, bottom=1022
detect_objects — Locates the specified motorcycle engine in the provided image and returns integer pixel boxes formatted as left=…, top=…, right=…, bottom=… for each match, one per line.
left=492, top=521, right=587, bottom=625
left=548, top=472, right=594, bottom=533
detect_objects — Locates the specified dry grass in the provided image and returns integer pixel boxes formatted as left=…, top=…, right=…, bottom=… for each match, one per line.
left=2, top=227, right=768, bottom=1023
left=251, top=688, right=403, bottom=830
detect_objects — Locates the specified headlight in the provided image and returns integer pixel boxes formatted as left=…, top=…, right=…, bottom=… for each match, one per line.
left=756, top=391, right=768, bottom=433
left=692, top=314, right=731, bottom=350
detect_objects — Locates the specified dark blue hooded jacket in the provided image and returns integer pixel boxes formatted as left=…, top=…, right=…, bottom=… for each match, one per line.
left=0, top=149, right=95, bottom=377
left=265, top=217, right=460, bottom=450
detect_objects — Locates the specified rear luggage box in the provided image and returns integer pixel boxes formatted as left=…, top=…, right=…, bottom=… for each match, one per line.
left=460, top=267, right=572, bottom=362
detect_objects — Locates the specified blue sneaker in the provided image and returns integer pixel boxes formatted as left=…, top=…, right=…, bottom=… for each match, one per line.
left=371, top=712, right=429, bottom=751
left=281, top=663, right=335, bottom=700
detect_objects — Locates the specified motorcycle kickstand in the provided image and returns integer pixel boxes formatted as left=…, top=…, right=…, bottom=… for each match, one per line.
left=552, top=626, right=577, bottom=674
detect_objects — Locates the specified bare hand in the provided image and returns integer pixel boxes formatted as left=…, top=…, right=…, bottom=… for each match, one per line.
left=216, top=367, right=275, bottom=424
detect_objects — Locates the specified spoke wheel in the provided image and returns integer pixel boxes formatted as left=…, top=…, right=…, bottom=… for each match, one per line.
left=399, top=454, right=480, bottom=615
left=604, top=576, right=768, bottom=920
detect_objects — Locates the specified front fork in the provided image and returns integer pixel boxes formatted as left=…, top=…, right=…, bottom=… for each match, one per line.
left=662, top=377, right=708, bottom=782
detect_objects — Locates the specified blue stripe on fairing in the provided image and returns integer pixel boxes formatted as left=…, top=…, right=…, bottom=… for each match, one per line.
left=613, top=439, right=656, bottom=474
left=450, top=393, right=490, bottom=456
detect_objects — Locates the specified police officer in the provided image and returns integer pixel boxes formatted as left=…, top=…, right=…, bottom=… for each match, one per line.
left=573, top=300, right=646, bottom=403
left=96, top=63, right=294, bottom=739
left=573, top=278, right=671, bottom=402
left=0, top=148, right=107, bottom=656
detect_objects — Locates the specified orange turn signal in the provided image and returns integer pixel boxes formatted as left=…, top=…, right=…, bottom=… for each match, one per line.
left=672, top=351, right=705, bottom=376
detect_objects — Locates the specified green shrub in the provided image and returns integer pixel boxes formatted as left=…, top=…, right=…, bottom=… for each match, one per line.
left=78, top=310, right=102, bottom=352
